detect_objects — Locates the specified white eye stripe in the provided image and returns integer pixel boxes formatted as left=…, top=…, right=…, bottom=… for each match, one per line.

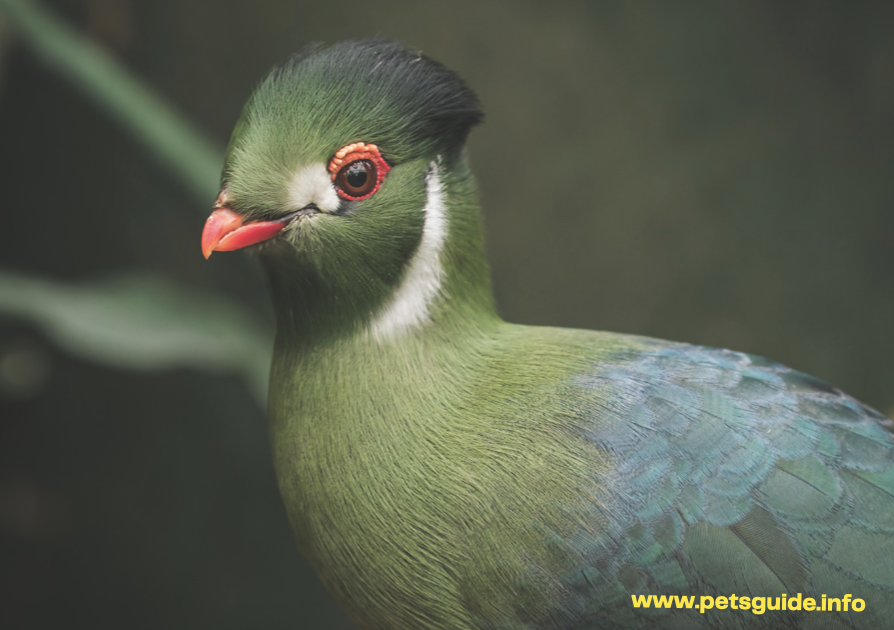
left=286, top=163, right=340, bottom=213
left=368, top=159, right=447, bottom=341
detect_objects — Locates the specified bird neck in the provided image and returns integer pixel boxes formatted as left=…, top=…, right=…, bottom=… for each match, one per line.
left=263, top=153, right=500, bottom=352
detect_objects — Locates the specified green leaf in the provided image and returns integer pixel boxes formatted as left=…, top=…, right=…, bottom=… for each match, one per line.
left=0, top=268, right=272, bottom=406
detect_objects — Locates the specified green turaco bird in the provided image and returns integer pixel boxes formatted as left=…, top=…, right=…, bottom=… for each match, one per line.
left=201, top=40, right=894, bottom=629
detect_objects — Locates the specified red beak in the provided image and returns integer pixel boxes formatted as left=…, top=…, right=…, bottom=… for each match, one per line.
left=201, top=192, right=289, bottom=259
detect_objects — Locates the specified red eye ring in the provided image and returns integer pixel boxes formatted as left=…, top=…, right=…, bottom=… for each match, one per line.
left=328, top=142, right=391, bottom=201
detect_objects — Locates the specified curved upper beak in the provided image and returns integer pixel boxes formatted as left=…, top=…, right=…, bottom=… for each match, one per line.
left=201, top=189, right=290, bottom=259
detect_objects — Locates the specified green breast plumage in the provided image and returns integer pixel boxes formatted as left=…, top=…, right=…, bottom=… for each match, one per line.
left=268, top=321, right=894, bottom=630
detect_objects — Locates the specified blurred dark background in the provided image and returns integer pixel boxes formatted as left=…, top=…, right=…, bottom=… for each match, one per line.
left=1, top=1, right=892, bottom=628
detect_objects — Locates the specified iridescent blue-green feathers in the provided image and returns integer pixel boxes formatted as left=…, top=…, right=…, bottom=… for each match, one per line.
left=521, top=340, right=894, bottom=629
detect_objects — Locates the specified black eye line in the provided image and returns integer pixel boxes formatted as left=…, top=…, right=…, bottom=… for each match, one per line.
left=331, top=199, right=353, bottom=217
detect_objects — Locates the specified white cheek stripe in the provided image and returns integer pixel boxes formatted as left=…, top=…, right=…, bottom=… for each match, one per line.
left=286, top=162, right=340, bottom=213
left=369, top=160, right=447, bottom=341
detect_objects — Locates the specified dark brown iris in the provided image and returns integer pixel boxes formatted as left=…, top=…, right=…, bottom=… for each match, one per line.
left=335, top=159, right=377, bottom=198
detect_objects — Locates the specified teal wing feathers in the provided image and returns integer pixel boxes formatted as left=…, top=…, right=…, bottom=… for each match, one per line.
left=547, top=341, right=894, bottom=629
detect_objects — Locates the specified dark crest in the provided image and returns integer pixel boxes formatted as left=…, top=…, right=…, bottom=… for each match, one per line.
left=253, top=39, right=484, bottom=161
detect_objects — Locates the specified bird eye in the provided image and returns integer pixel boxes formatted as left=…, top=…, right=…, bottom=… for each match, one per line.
left=336, top=160, right=376, bottom=197
left=328, top=142, right=391, bottom=201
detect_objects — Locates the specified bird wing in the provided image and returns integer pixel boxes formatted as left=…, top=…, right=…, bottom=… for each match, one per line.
left=554, top=341, right=894, bottom=629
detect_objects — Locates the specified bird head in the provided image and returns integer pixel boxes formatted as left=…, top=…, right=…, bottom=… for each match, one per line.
left=202, top=40, right=493, bottom=342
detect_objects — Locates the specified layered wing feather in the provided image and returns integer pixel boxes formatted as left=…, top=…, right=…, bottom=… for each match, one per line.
left=550, top=341, right=893, bottom=629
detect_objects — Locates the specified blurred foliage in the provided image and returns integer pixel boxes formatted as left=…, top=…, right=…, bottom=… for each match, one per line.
left=0, top=270, right=271, bottom=403
left=0, top=0, right=221, bottom=202
left=0, top=1, right=892, bottom=629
